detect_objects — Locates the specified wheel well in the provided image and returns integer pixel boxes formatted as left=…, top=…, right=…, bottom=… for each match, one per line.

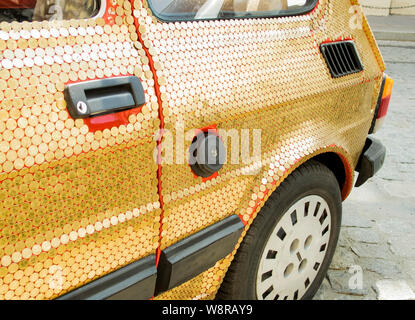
left=312, top=152, right=346, bottom=193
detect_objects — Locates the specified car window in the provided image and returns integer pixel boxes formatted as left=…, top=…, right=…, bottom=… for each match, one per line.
left=148, top=0, right=317, bottom=21
left=0, top=0, right=100, bottom=23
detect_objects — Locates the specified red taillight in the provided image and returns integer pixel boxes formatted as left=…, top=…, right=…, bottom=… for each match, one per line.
left=371, top=75, right=393, bottom=133
left=377, top=76, right=393, bottom=119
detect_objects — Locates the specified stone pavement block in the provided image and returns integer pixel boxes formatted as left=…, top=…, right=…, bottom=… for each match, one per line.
left=388, top=237, right=415, bottom=258
left=380, top=181, right=415, bottom=199
left=360, top=257, right=403, bottom=278
left=329, top=246, right=357, bottom=270
left=347, top=179, right=388, bottom=203
left=314, top=278, right=336, bottom=300
left=401, top=260, right=415, bottom=290
left=314, top=277, right=374, bottom=300
left=376, top=218, right=415, bottom=237
left=403, top=260, right=415, bottom=279
left=351, top=243, right=391, bottom=259
left=337, top=228, right=353, bottom=248
left=345, top=227, right=381, bottom=244
left=379, top=46, right=415, bottom=64
left=342, top=211, right=375, bottom=228
left=326, top=270, right=370, bottom=296
left=360, top=194, right=415, bottom=221
left=374, top=280, right=415, bottom=300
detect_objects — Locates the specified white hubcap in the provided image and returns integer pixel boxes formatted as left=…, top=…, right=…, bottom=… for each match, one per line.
left=256, top=195, right=332, bottom=300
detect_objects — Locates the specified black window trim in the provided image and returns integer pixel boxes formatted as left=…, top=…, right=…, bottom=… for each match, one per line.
left=146, top=0, right=318, bottom=23
left=92, top=0, right=106, bottom=20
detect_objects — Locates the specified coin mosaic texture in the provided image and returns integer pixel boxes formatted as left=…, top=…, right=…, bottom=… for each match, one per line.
left=0, top=0, right=161, bottom=299
left=0, top=0, right=384, bottom=299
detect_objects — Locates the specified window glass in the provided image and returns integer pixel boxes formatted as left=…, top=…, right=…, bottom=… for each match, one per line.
left=0, top=0, right=100, bottom=23
left=148, top=0, right=317, bottom=21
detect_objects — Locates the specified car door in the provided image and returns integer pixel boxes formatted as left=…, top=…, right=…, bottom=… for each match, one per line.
left=0, top=0, right=161, bottom=299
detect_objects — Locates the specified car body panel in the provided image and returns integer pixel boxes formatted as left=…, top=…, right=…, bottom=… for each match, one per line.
left=0, top=0, right=161, bottom=299
left=0, top=0, right=385, bottom=299
left=133, top=0, right=384, bottom=299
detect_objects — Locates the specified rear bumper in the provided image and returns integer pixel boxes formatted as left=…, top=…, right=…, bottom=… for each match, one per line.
left=355, top=137, right=386, bottom=187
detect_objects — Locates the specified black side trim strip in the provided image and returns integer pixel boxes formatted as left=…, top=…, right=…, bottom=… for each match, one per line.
left=57, top=254, right=157, bottom=300
left=155, top=215, right=244, bottom=295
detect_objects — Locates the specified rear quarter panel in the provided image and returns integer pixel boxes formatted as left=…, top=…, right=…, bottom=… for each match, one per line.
left=136, top=0, right=385, bottom=299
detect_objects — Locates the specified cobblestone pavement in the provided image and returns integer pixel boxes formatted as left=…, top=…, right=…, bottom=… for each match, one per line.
left=315, top=41, right=415, bottom=300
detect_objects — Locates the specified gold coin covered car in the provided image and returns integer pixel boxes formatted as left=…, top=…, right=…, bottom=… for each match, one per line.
left=0, top=0, right=393, bottom=300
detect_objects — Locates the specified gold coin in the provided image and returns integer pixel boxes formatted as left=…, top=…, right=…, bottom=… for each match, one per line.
left=10, top=68, right=20, bottom=79
left=96, top=18, right=105, bottom=27
left=126, top=16, right=134, bottom=25
left=116, top=6, right=124, bottom=16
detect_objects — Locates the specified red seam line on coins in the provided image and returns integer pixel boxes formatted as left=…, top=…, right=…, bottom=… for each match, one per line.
left=130, top=0, right=165, bottom=269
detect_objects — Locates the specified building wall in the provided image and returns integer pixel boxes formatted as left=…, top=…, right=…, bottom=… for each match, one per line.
left=361, top=0, right=415, bottom=15
left=391, top=0, right=415, bottom=14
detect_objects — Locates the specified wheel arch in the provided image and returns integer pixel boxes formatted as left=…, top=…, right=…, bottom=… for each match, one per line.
left=219, top=149, right=350, bottom=300
left=239, top=146, right=354, bottom=227
left=312, top=151, right=353, bottom=201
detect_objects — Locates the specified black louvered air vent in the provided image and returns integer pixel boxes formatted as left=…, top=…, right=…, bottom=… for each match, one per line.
left=320, top=41, right=364, bottom=78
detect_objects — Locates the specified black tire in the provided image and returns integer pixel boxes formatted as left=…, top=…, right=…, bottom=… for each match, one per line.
left=216, top=160, right=342, bottom=300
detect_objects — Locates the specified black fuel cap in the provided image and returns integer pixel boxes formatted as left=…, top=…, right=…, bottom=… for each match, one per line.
left=189, top=132, right=226, bottom=178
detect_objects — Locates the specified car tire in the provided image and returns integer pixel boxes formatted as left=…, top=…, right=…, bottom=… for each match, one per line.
left=216, top=160, right=342, bottom=300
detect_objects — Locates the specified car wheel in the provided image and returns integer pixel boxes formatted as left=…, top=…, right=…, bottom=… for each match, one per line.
left=216, top=160, right=342, bottom=300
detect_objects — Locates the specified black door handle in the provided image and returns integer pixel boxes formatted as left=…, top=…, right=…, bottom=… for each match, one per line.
left=64, top=76, right=146, bottom=119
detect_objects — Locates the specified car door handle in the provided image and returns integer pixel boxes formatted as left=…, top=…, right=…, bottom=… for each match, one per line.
left=64, top=76, right=146, bottom=119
